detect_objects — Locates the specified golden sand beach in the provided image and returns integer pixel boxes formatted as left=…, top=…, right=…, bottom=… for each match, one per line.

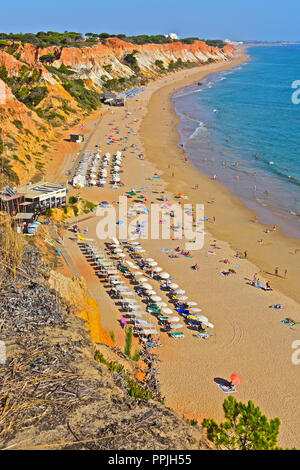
left=46, top=49, right=300, bottom=448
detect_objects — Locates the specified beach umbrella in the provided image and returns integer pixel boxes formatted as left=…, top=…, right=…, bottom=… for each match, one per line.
left=174, top=289, right=185, bottom=295
left=125, top=260, right=135, bottom=268
left=151, top=296, right=162, bottom=302
left=127, top=313, right=144, bottom=318
left=170, top=323, right=183, bottom=330
left=139, top=277, right=148, bottom=283
left=186, top=301, right=198, bottom=306
left=106, top=270, right=118, bottom=275
left=162, top=308, right=173, bottom=315
left=116, top=286, right=130, bottom=292
left=142, top=283, right=152, bottom=290
left=148, top=261, right=158, bottom=267
left=130, top=305, right=143, bottom=311
left=156, top=301, right=167, bottom=307
left=153, top=267, right=163, bottom=273
left=230, top=374, right=242, bottom=386
left=159, top=272, right=170, bottom=279
left=177, top=296, right=188, bottom=301
left=169, top=283, right=179, bottom=289
left=146, top=290, right=156, bottom=296
left=117, top=253, right=126, bottom=258
left=145, top=258, right=154, bottom=262
left=196, top=315, right=209, bottom=322
left=114, top=248, right=123, bottom=253
left=190, top=308, right=202, bottom=313
left=123, top=298, right=139, bottom=303
left=130, top=242, right=140, bottom=246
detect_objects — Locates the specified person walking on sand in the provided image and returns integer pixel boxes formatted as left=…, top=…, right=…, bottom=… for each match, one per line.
left=284, top=269, right=288, bottom=279
left=244, top=250, right=248, bottom=259
left=275, top=267, right=279, bottom=276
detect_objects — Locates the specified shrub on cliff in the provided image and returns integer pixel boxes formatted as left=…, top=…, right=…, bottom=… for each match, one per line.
left=0, top=154, right=20, bottom=184
left=124, top=327, right=133, bottom=357
left=62, top=79, right=101, bottom=111
left=123, top=52, right=140, bottom=73
left=155, top=60, right=165, bottom=72
left=40, top=53, right=56, bottom=64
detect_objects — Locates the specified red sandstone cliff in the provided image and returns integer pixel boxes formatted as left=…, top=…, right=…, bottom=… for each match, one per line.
left=0, top=38, right=235, bottom=184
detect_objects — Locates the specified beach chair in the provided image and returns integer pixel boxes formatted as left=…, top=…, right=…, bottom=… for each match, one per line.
left=170, top=332, right=184, bottom=339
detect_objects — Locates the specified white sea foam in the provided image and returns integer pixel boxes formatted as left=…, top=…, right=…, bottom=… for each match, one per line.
left=189, top=121, right=207, bottom=140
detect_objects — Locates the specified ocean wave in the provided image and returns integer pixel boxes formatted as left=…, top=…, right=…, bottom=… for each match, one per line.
left=188, top=121, right=207, bottom=140
left=174, top=87, right=202, bottom=99
left=257, top=158, right=300, bottom=187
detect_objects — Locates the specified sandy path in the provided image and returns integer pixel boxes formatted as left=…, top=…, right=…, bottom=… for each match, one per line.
left=50, top=51, right=300, bottom=448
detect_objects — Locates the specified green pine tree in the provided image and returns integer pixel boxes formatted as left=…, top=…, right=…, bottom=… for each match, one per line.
left=202, top=396, right=282, bottom=450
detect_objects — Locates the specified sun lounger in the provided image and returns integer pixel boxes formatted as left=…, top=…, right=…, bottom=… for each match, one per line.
left=146, top=342, right=163, bottom=349
left=133, top=328, right=158, bottom=335
left=218, top=384, right=237, bottom=394
left=196, top=332, right=212, bottom=339
left=170, top=332, right=184, bottom=339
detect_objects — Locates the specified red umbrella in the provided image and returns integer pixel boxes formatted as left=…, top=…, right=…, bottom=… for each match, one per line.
left=230, top=373, right=242, bottom=386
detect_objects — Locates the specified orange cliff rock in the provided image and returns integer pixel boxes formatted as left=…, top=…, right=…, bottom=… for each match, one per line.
left=0, top=38, right=235, bottom=185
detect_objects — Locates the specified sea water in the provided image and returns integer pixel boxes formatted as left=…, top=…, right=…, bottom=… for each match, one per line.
left=173, top=45, right=300, bottom=237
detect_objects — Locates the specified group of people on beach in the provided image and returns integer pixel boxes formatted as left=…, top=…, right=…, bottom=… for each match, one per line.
left=175, top=247, right=191, bottom=257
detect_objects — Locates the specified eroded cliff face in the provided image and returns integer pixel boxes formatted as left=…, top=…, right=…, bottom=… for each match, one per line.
left=0, top=38, right=234, bottom=184
left=18, top=38, right=235, bottom=86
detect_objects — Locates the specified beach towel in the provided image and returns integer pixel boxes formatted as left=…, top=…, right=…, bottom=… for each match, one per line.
left=281, top=319, right=297, bottom=327
left=170, top=332, right=184, bottom=338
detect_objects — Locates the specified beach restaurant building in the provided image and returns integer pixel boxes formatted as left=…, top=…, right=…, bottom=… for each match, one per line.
left=70, top=133, right=84, bottom=143
left=15, top=182, right=67, bottom=212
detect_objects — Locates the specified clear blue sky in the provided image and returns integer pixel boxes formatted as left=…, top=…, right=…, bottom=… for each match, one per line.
left=1, top=0, right=299, bottom=41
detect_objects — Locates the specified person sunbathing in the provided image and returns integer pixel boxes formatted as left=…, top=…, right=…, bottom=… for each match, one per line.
left=283, top=317, right=295, bottom=325
left=220, top=259, right=230, bottom=264
left=192, top=264, right=200, bottom=271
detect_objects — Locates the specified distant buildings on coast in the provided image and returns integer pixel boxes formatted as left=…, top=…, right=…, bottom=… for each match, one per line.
left=224, top=38, right=244, bottom=45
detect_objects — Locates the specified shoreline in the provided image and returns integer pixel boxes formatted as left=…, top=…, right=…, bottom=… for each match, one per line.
left=140, top=49, right=300, bottom=306
left=172, top=63, right=300, bottom=240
